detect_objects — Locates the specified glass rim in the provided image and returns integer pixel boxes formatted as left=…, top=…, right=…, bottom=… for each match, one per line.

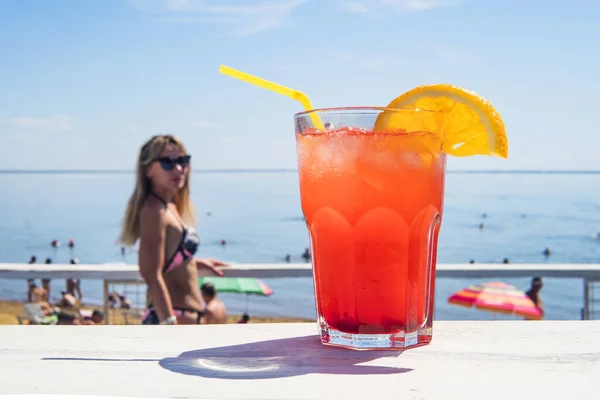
left=294, top=106, right=438, bottom=118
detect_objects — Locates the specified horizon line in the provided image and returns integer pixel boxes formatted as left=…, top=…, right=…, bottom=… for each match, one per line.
left=0, top=169, right=599, bottom=174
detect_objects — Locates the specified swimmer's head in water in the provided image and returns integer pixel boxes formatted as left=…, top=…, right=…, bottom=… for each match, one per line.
left=118, top=134, right=196, bottom=247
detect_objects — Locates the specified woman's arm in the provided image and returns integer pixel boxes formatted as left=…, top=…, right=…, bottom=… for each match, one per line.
left=195, top=258, right=228, bottom=277
left=138, top=205, right=174, bottom=323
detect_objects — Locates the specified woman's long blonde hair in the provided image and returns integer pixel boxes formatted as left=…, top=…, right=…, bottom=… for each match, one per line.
left=118, top=134, right=196, bottom=247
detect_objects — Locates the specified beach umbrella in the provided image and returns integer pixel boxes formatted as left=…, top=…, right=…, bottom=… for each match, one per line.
left=198, top=277, right=273, bottom=315
left=198, top=277, right=273, bottom=296
left=448, top=281, right=542, bottom=320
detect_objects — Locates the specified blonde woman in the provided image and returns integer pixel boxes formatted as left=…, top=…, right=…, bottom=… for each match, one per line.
left=119, top=135, right=229, bottom=325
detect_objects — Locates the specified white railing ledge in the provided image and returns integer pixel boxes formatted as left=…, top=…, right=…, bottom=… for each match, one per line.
left=0, top=321, right=598, bottom=399
left=1, top=262, right=600, bottom=280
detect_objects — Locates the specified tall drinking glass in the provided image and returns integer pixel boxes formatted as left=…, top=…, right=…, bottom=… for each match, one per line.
left=294, top=107, right=446, bottom=350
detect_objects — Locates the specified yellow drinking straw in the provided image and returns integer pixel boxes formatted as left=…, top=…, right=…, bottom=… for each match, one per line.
left=218, top=65, right=325, bottom=131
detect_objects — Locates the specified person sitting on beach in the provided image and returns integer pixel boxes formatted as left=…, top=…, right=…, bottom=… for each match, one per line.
left=107, top=291, right=119, bottom=308
left=57, top=291, right=77, bottom=308
left=200, top=282, right=227, bottom=324
left=107, top=291, right=132, bottom=309
left=27, top=279, right=46, bottom=303
left=80, top=310, right=105, bottom=325
left=26, top=280, right=57, bottom=317
left=26, top=284, right=87, bottom=325
left=525, top=277, right=544, bottom=319
left=118, top=134, right=229, bottom=325
left=237, top=313, right=250, bottom=324
left=118, top=294, right=131, bottom=309
left=59, top=309, right=105, bottom=326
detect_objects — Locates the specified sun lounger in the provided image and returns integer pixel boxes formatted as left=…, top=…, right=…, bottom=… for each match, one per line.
left=18, top=303, right=59, bottom=325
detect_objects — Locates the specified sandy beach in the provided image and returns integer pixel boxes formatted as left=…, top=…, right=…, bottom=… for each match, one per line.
left=0, top=299, right=312, bottom=325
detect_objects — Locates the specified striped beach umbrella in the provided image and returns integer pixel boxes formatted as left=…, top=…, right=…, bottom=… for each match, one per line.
left=448, top=281, right=542, bottom=320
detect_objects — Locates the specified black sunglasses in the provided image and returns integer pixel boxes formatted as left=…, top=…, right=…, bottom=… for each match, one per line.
left=157, top=155, right=191, bottom=171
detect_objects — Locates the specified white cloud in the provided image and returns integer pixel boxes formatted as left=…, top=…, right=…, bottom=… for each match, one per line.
left=381, top=0, right=461, bottom=12
left=338, top=1, right=371, bottom=14
left=157, top=16, right=238, bottom=23
left=337, top=0, right=461, bottom=15
left=164, top=0, right=191, bottom=10
left=325, top=52, right=358, bottom=63
left=190, top=119, right=211, bottom=128
left=128, top=0, right=308, bottom=37
left=273, top=51, right=389, bottom=71
left=430, top=45, right=478, bottom=65
left=7, top=115, right=73, bottom=131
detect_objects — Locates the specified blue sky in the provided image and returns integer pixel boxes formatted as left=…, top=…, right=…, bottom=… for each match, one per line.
left=0, top=0, right=599, bottom=171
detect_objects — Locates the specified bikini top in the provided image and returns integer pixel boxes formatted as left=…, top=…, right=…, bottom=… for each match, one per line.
left=149, top=192, right=200, bottom=274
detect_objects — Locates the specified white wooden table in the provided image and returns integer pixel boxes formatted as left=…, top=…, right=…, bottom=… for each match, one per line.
left=0, top=322, right=598, bottom=400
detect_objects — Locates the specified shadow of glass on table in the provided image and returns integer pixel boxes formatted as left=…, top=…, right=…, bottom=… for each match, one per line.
left=159, top=335, right=413, bottom=380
